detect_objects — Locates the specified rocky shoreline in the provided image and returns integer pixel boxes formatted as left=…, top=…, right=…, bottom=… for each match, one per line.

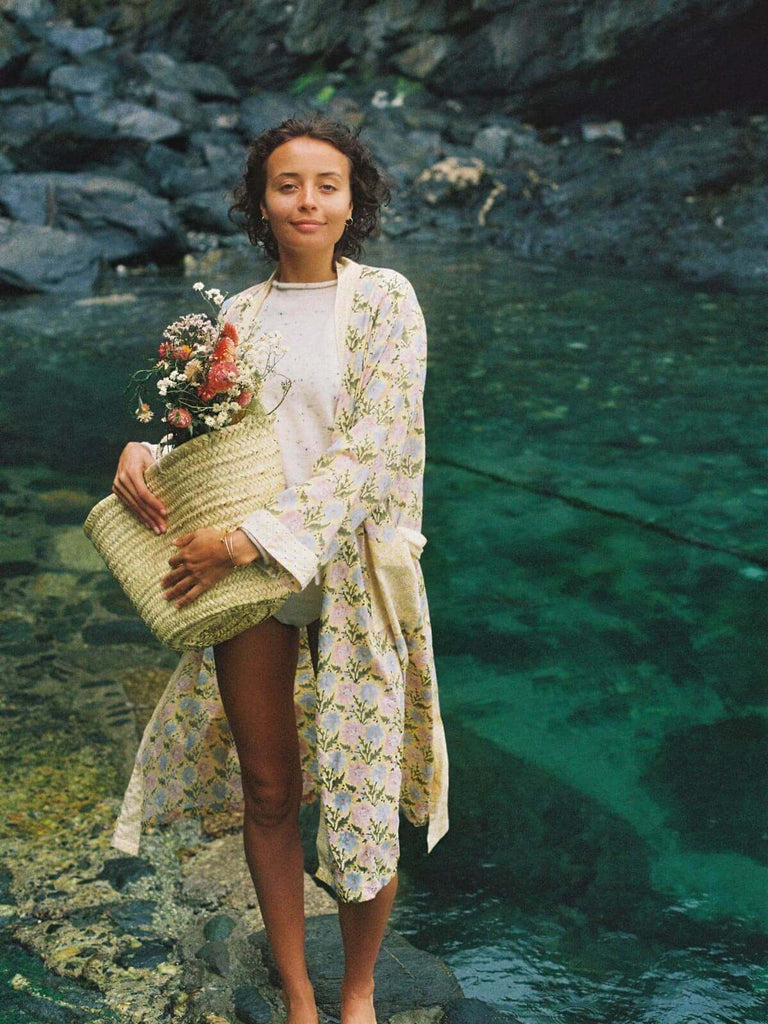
left=1, top=2, right=767, bottom=296
left=0, top=466, right=518, bottom=1023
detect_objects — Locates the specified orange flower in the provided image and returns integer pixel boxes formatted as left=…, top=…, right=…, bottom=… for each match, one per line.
left=212, top=337, right=236, bottom=363
left=221, top=321, right=238, bottom=344
left=171, top=344, right=192, bottom=361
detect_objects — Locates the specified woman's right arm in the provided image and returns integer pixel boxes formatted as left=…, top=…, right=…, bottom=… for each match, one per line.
left=112, top=442, right=168, bottom=534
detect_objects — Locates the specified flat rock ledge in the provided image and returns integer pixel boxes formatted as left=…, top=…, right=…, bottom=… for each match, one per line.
left=4, top=813, right=516, bottom=1023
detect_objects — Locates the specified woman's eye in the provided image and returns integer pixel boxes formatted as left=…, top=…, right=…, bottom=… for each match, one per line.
left=278, top=184, right=337, bottom=191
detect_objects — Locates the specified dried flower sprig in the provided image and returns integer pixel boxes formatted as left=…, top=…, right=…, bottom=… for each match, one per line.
left=126, top=281, right=291, bottom=451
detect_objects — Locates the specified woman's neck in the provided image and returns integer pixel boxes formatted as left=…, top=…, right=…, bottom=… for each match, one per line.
left=275, top=252, right=338, bottom=284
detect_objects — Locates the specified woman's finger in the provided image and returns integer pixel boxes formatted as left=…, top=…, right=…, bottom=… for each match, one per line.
left=160, top=565, right=188, bottom=589
left=175, top=582, right=205, bottom=609
left=112, top=479, right=156, bottom=532
left=123, top=472, right=167, bottom=533
left=163, top=574, right=198, bottom=602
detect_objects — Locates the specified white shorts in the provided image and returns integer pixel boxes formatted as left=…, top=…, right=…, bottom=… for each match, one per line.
left=272, top=574, right=323, bottom=627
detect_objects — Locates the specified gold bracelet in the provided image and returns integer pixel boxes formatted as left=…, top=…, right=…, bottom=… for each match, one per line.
left=219, top=528, right=239, bottom=568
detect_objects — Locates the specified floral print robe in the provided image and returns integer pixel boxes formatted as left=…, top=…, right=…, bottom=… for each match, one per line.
left=110, top=256, right=450, bottom=903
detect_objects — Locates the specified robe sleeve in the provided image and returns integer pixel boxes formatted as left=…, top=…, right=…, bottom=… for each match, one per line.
left=238, top=274, right=427, bottom=592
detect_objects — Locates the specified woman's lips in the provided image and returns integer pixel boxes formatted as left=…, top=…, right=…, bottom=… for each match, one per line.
left=292, top=222, right=324, bottom=231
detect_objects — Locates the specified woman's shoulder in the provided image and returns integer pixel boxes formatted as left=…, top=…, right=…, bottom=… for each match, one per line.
left=356, top=262, right=419, bottom=307
left=218, top=278, right=270, bottom=322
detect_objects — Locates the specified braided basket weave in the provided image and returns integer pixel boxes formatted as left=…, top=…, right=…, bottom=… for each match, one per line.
left=83, top=401, right=291, bottom=650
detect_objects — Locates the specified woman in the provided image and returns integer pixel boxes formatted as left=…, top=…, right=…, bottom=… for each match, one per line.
left=111, top=115, right=449, bottom=1024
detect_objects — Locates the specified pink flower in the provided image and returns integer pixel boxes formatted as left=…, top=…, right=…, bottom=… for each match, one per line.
left=327, top=563, right=347, bottom=587
left=341, top=720, right=363, bottom=744
left=346, top=763, right=369, bottom=786
left=351, top=801, right=375, bottom=829
left=333, top=640, right=355, bottom=665
left=236, top=389, right=253, bottom=408
left=168, top=407, right=192, bottom=429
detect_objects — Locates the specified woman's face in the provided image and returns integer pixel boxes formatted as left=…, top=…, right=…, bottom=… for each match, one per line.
left=260, top=136, right=353, bottom=258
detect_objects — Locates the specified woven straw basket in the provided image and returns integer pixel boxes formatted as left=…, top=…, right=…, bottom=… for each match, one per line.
left=83, top=401, right=291, bottom=650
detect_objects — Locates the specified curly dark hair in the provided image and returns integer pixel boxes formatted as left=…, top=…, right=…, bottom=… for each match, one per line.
left=228, top=114, right=393, bottom=262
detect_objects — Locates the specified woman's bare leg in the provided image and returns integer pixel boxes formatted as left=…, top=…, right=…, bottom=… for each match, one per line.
left=337, top=875, right=398, bottom=1024
left=214, top=617, right=317, bottom=1024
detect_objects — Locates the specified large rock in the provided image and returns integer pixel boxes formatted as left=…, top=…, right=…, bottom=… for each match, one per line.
left=0, top=173, right=187, bottom=262
left=174, top=189, right=239, bottom=234
left=48, top=61, right=117, bottom=96
left=0, top=15, right=31, bottom=79
left=45, top=24, right=114, bottom=59
left=0, top=216, right=101, bottom=294
left=89, top=99, right=183, bottom=143
left=251, top=913, right=462, bottom=1019
left=423, top=0, right=762, bottom=121
left=0, top=97, right=70, bottom=149
left=238, top=91, right=312, bottom=139
left=137, top=50, right=239, bottom=101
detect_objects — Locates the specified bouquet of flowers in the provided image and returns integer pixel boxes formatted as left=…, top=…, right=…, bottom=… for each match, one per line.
left=127, top=282, right=290, bottom=450
left=83, top=280, right=293, bottom=651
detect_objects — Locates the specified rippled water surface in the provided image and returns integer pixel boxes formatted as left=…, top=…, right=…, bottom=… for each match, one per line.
left=1, top=240, right=767, bottom=1020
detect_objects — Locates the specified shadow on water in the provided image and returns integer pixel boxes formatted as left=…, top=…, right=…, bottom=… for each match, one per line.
left=2, top=240, right=768, bottom=1020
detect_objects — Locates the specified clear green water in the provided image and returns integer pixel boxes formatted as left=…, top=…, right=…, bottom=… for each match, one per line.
left=1, top=241, right=767, bottom=1020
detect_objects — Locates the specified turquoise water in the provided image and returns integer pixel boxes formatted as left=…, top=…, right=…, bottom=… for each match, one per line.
left=2, top=241, right=767, bottom=1019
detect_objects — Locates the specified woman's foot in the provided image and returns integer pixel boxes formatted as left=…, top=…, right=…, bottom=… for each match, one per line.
left=280, top=985, right=319, bottom=1024
left=340, top=978, right=376, bottom=1024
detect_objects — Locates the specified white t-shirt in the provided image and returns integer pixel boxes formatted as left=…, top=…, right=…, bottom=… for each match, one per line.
left=239, top=277, right=340, bottom=590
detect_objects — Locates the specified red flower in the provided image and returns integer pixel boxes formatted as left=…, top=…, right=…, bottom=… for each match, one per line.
left=200, top=361, right=239, bottom=399
left=236, top=389, right=253, bottom=408
left=167, top=407, right=192, bottom=429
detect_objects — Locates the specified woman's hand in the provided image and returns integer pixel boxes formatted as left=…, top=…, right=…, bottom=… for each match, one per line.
left=162, top=527, right=260, bottom=609
left=112, top=442, right=167, bottom=534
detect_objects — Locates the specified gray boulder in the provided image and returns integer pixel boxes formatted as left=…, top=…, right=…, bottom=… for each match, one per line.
left=174, top=189, right=239, bottom=234
left=251, top=913, right=462, bottom=1018
left=90, top=100, right=183, bottom=143
left=48, top=62, right=116, bottom=96
left=45, top=24, right=114, bottom=59
left=0, top=217, right=101, bottom=294
left=238, top=91, right=312, bottom=139
left=137, top=51, right=239, bottom=101
left=0, top=16, right=31, bottom=79
left=0, top=98, right=70, bottom=150
left=1, top=0, right=54, bottom=22
left=0, top=173, right=187, bottom=262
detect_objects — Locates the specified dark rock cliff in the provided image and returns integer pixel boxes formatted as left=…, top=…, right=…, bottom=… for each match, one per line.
left=1, top=0, right=766, bottom=293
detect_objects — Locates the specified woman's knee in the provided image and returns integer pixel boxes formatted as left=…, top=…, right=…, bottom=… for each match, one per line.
left=242, top=771, right=301, bottom=828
